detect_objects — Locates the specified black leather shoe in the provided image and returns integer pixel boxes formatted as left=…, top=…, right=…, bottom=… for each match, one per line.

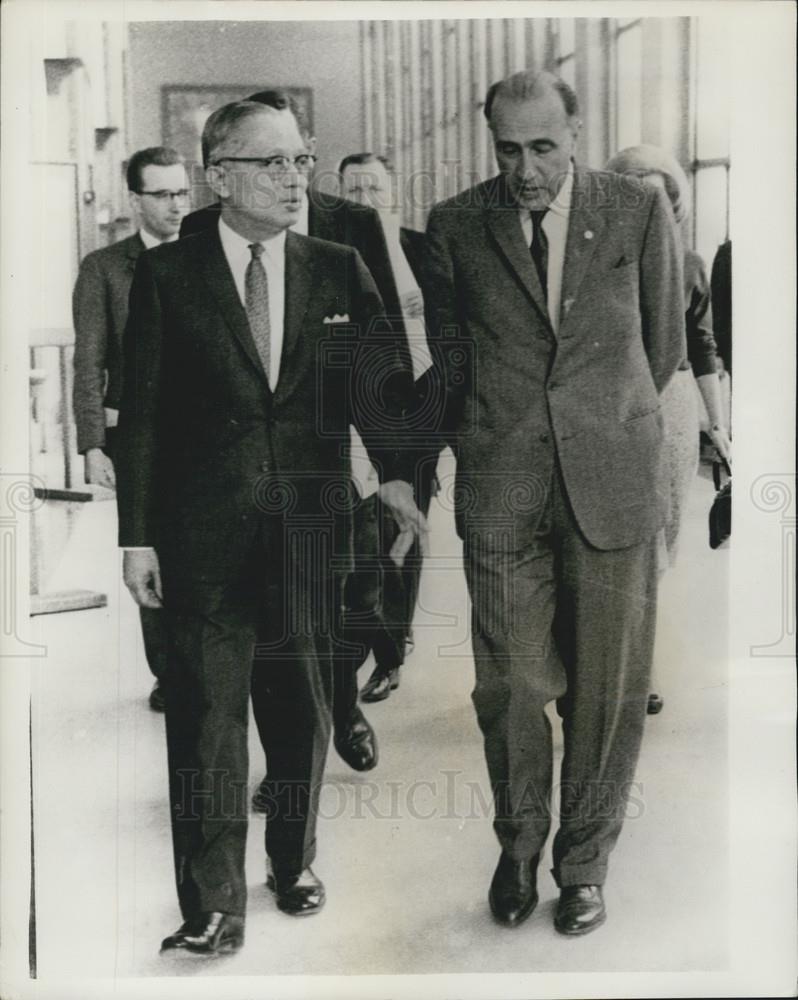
left=333, top=707, right=378, bottom=771
left=160, top=912, right=244, bottom=955
left=149, top=681, right=165, bottom=712
left=251, top=776, right=270, bottom=814
left=267, top=866, right=325, bottom=916
left=554, top=885, right=606, bottom=936
left=488, top=852, right=539, bottom=927
left=647, top=693, right=664, bottom=715
left=360, top=666, right=400, bottom=703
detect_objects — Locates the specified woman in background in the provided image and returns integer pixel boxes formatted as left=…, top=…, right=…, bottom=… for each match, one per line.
left=605, top=145, right=731, bottom=714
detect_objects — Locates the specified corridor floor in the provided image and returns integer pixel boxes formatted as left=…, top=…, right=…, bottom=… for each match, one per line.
left=29, top=453, right=729, bottom=983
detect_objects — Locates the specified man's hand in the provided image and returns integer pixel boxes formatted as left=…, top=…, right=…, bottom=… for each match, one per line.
left=123, top=549, right=163, bottom=609
left=378, top=479, right=429, bottom=567
left=85, top=448, right=116, bottom=489
left=708, top=425, right=732, bottom=465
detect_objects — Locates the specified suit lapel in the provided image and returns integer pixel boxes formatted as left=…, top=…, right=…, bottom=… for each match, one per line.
left=274, top=230, right=317, bottom=404
left=561, top=168, right=605, bottom=317
left=483, top=179, right=551, bottom=331
left=198, top=228, right=272, bottom=389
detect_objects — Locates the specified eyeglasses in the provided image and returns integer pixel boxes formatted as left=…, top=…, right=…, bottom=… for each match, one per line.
left=211, top=154, right=317, bottom=174
left=137, top=189, right=191, bottom=202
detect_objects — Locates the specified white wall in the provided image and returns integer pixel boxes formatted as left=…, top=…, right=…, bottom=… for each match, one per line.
left=128, top=20, right=365, bottom=192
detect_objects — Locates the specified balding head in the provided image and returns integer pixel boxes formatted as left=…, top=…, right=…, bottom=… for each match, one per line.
left=201, top=100, right=296, bottom=168
left=485, top=70, right=581, bottom=210
left=484, top=70, right=579, bottom=127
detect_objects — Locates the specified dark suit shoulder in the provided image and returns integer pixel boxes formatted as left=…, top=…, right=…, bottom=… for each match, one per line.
left=180, top=202, right=221, bottom=238
left=132, top=228, right=216, bottom=282
left=286, top=230, right=360, bottom=263
left=310, top=189, right=379, bottom=223
left=79, top=232, right=142, bottom=270
left=430, top=176, right=501, bottom=215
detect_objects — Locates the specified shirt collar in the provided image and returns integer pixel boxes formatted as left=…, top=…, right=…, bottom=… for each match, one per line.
left=218, top=214, right=287, bottom=262
left=138, top=229, right=178, bottom=250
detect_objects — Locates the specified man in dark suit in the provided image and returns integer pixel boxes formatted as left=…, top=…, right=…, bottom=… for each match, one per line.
left=181, top=91, right=410, bottom=779
left=420, top=70, right=685, bottom=936
left=115, top=101, right=425, bottom=956
left=181, top=92, right=409, bottom=374
left=72, top=146, right=190, bottom=711
left=336, top=151, right=438, bottom=704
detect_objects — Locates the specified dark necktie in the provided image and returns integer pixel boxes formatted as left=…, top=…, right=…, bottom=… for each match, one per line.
left=529, top=210, right=549, bottom=303
left=245, top=242, right=271, bottom=383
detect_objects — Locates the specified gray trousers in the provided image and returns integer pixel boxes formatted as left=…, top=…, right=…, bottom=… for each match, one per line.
left=464, top=463, right=658, bottom=888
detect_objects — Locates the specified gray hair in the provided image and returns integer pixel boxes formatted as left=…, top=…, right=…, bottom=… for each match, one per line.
left=201, top=100, right=286, bottom=168
left=484, top=69, right=580, bottom=124
left=605, top=144, right=692, bottom=223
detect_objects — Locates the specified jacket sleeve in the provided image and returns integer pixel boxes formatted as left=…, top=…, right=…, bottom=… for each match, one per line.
left=72, top=253, right=110, bottom=454
left=685, top=252, right=718, bottom=377
left=115, top=252, right=163, bottom=548
left=358, top=206, right=414, bottom=378
left=417, top=205, right=467, bottom=451
left=348, top=248, right=414, bottom=485
left=638, top=188, right=687, bottom=394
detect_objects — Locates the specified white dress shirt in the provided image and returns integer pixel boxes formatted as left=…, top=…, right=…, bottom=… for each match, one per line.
left=519, top=161, right=574, bottom=335
left=218, top=216, right=285, bottom=392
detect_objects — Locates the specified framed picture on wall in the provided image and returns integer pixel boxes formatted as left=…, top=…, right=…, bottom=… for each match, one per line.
left=161, top=84, right=313, bottom=206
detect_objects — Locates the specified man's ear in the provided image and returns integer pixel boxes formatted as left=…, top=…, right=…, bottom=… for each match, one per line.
left=205, top=163, right=228, bottom=199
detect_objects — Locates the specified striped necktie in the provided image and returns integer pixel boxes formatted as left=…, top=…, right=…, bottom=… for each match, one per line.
left=245, top=242, right=271, bottom=383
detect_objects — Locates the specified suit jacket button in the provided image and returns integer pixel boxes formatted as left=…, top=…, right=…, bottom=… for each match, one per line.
left=260, top=461, right=270, bottom=472
left=538, top=433, right=549, bottom=443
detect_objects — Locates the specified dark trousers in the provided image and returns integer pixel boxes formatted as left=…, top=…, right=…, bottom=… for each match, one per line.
left=463, top=462, right=658, bottom=888
left=333, top=461, right=438, bottom=723
left=105, top=427, right=166, bottom=679
left=332, top=495, right=400, bottom=728
left=164, top=524, right=333, bottom=919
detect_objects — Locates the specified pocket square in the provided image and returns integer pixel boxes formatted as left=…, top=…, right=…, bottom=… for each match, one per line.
left=323, top=313, right=350, bottom=324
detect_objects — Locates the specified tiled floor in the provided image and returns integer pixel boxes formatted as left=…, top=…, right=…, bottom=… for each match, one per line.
left=29, top=453, right=729, bottom=980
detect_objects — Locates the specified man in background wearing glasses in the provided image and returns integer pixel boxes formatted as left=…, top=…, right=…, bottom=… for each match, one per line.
left=72, top=145, right=190, bottom=712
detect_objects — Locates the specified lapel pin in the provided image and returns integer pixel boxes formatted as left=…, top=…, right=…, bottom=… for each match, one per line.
left=584, top=230, right=594, bottom=240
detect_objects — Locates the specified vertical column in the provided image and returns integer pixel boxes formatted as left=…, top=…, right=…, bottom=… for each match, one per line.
left=456, top=19, right=473, bottom=189
left=361, top=21, right=373, bottom=151
left=641, top=17, right=663, bottom=147
left=577, top=18, right=612, bottom=169
left=372, top=20, right=387, bottom=157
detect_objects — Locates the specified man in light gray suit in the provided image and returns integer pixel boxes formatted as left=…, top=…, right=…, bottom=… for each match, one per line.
left=420, top=70, right=685, bottom=935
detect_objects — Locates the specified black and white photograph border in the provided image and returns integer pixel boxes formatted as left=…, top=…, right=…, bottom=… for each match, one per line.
left=0, top=1, right=795, bottom=999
